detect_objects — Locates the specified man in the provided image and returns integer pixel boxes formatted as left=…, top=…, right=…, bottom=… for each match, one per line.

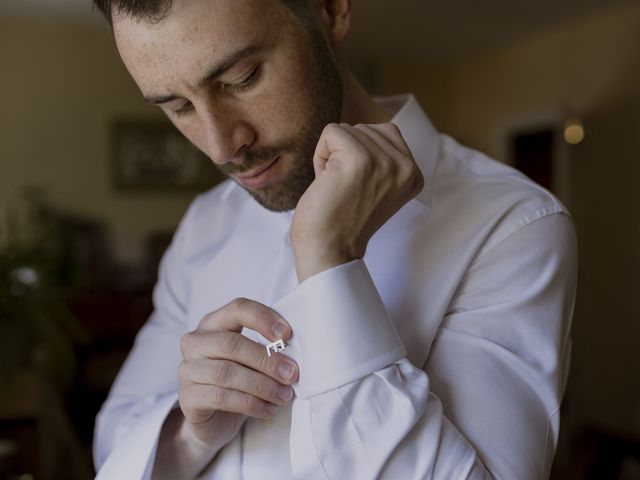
left=92, top=0, right=577, bottom=478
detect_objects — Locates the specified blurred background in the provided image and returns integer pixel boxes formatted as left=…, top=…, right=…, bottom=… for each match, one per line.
left=0, top=0, right=639, bottom=478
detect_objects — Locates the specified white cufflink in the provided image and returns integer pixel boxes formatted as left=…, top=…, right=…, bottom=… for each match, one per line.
left=266, top=339, right=287, bottom=357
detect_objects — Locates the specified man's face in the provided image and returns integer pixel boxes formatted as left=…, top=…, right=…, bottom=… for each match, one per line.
left=113, top=0, right=343, bottom=211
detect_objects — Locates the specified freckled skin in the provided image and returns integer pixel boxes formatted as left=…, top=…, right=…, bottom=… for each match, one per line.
left=113, top=0, right=343, bottom=211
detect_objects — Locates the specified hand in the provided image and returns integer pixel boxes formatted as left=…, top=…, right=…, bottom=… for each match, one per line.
left=177, top=298, right=298, bottom=448
left=291, top=122, right=424, bottom=281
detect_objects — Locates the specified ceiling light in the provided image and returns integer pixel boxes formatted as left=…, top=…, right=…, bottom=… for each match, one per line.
left=564, top=118, right=585, bottom=145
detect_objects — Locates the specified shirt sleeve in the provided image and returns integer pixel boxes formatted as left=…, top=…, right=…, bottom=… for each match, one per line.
left=272, top=212, right=577, bottom=479
left=93, top=209, right=191, bottom=479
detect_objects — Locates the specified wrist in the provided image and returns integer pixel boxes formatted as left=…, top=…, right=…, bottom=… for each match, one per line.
left=152, top=409, right=217, bottom=480
left=294, top=248, right=359, bottom=282
left=178, top=417, right=215, bottom=455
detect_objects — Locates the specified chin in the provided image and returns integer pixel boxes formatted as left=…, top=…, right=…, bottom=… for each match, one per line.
left=247, top=186, right=301, bottom=212
left=245, top=160, right=315, bottom=212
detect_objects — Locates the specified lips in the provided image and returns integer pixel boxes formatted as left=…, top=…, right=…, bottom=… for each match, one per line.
left=234, top=156, right=281, bottom=189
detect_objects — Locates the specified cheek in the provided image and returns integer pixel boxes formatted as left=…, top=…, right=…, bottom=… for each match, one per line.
left=251, top=60, right=321, bottom=138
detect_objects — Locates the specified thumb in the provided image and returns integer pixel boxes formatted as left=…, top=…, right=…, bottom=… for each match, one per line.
left=311, top=123, right=349, bottom=176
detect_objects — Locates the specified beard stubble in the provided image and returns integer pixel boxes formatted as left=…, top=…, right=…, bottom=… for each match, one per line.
left=219, top=23, right=343, bottom=212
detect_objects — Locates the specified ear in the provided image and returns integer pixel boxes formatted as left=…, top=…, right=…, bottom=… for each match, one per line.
left=316, top=0, right=352, bottom=42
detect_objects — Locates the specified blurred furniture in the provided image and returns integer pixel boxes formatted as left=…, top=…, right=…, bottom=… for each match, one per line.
left=577, top=427, right=640, bottom=480
left=0, top=370, right=92, bottom=479
left=60, top=224, right=171, bottom=463
left=553, top=426, right=640, bottom=480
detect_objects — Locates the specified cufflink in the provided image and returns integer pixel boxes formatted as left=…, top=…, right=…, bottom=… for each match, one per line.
left=266, top=339, right=287, bottom=357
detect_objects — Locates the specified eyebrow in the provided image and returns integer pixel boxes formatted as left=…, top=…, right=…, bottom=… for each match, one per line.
left=144, top=45, right=262, bottom=105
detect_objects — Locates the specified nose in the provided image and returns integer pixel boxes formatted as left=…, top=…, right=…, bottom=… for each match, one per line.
left=200, top=104, right=255, bottom=165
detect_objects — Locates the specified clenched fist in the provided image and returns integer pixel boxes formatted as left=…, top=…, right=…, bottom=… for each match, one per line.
left=292, top=122, right=424, bottom=281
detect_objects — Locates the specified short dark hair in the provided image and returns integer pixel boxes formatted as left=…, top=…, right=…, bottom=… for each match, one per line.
left=93, top=0, right=311, bottom=25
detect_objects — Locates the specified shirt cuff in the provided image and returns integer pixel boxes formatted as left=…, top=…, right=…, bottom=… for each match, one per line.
left=271, top=260, right=406, bottom=399
left=95, top=392, right=178, bottom=480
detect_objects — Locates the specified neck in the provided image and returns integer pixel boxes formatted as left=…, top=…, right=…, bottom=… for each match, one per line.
left=340, top=71, right=391, bottom=124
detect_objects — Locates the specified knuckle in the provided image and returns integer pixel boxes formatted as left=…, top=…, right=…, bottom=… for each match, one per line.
left=253, top=303, right=273, bottom=324
left=348, top=145, right=372, bottom=167
left=323, top=123, right=341, bottom=135
left=396, top=162, right=412, bottom=183
left=229, top=297, right=249, bottom=311
left=210, top=385, right=226, bottom=408
left=254, top=348, right=271, bottom=373
left=245, top=395, right=264, bottom=415
left=254, top=377, right=272, bottom=399
left=219, top=331, right=241, bottom=356
left=384, top=122, right=401, bottom=135
left=384, top=155, right=398, bottom=174
left=211, top=361, right=232, bottom=386
left=180, top=332, right=194, bottom=356
left=198, top=310, right=214, bottom=328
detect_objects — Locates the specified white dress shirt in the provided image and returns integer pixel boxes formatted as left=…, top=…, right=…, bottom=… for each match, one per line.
left=93, top=95, right=577, bottom=479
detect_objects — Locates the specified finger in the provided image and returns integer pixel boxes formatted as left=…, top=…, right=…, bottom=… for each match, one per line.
left=312, top=123, right=367, bottom=174
left=198, top=297, right=291, bottom=343
left=183, top=358, right=294, bottom=405
left=340, top=124, right=402, bottom=181
left=181, top=382, right=280, bottom=419
left=364, top=123, right=413, bottom=156
left=351, top=123, right=407, bottom=161
left=181, top=332, right=298, bottom=384
left=353, top=124, right=422, bottom=196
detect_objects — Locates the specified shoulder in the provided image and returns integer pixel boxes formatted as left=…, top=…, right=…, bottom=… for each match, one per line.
left=431, top=134, right=571, bottom=252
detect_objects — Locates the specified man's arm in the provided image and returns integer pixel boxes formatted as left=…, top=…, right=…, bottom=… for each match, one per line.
left=277, top=211, right=576, bottom=478
left=93, top=197, right=266, bottom=479
left=94, top=193, right=302, bottom=479
left=93, top=208, right=192, bottom=476
left=276, top=122, right=576, bottom=478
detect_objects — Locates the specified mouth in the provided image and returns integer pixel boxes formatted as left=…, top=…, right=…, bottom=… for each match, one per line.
left=233, top=156, right=281, bottom=189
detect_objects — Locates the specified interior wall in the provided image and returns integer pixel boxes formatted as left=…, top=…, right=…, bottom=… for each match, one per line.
left=569, top=99, right=640, bottom=436
left=442, top=1, right=640, bottom=438
left=441, top=1, right=640, bottom=158
left=0, top=18, right=198, bottom=264
left=372, top=1, right=640, bottom=442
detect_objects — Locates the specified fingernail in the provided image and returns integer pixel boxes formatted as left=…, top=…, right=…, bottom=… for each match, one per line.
left=277, top=386, right=293, bottom=402
left=278, top=363, right=294, bottom=381
left=266, top=404, right=279, bottom=416
left=272, top=323, right=287, bottom=338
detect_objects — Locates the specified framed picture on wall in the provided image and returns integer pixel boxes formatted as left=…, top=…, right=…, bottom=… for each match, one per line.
left=111, top=119, right=226, bottom=191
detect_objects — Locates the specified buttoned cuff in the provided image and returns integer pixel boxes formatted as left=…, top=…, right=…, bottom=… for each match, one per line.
left=271, top=260, right=406, bottom=399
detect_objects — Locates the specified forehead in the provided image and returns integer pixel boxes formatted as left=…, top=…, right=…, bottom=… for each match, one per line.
left=113, top=0, right=294, bottom=94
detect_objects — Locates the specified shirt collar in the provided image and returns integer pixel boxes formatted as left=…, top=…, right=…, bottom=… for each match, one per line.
left=381, top=94, right=440, bottom=208
left=221, top=94, right=440, bottom=208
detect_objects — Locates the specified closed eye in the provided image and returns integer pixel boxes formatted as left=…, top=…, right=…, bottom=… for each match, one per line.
left=170, top=64, right=262, bottom=118
left=225, top=64, right=262, bottom=92
left=173, top=101, right=194, bottom=117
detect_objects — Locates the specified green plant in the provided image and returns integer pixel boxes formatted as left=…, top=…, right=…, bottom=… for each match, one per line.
left=0, top=190, right=85, bottom=390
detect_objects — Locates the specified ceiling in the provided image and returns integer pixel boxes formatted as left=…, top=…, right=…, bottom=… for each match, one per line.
left=0, top=0, right=635, bottom=62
